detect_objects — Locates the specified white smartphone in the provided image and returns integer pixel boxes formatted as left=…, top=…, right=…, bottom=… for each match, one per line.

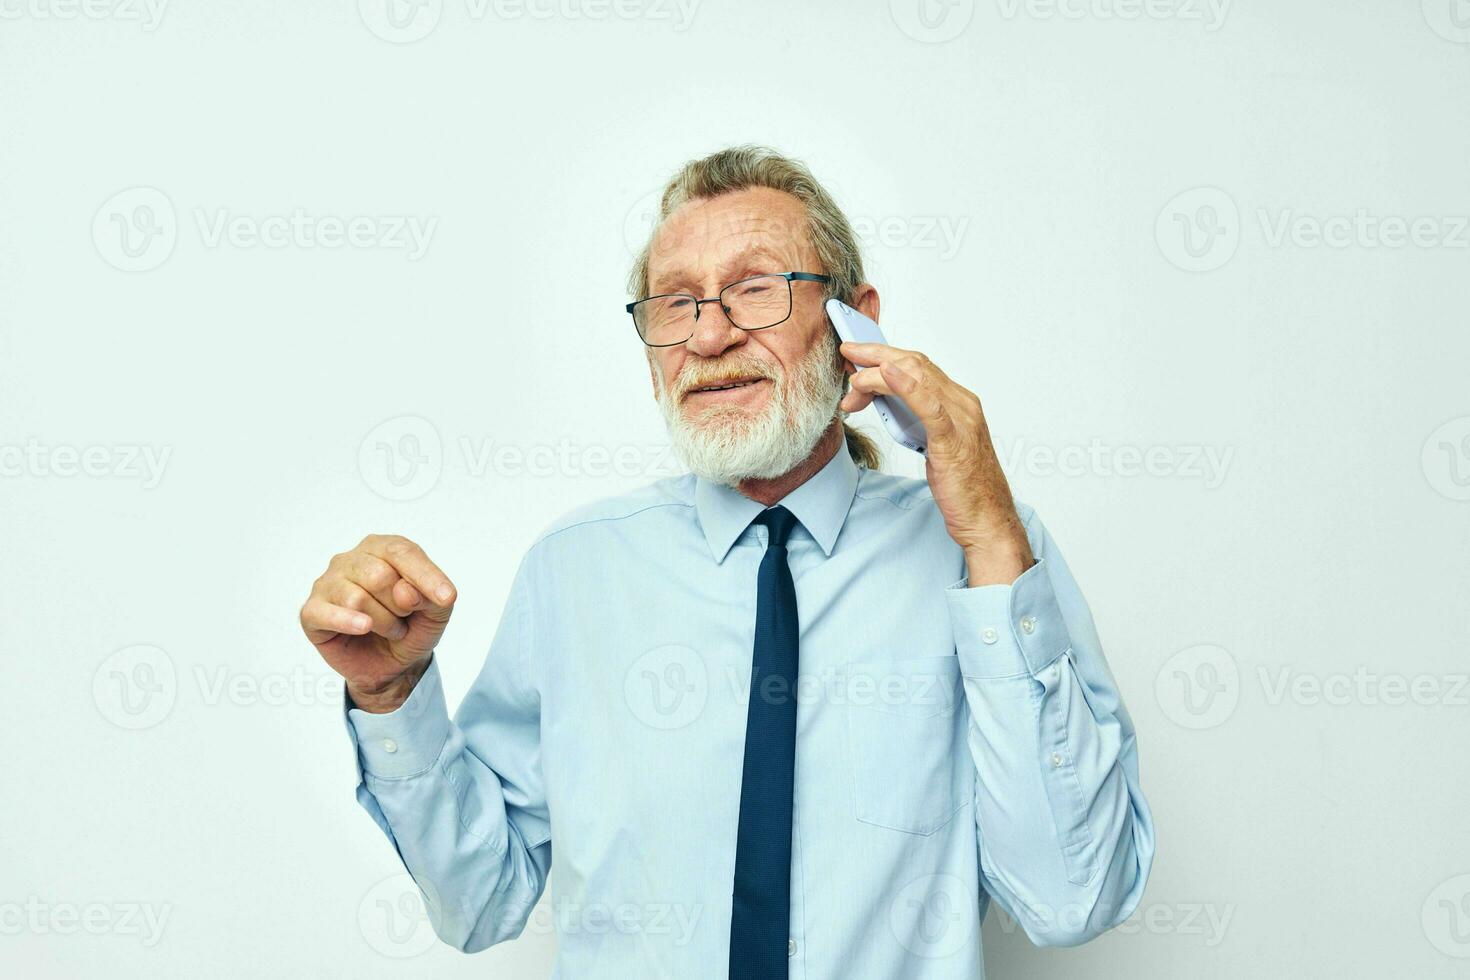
left=825, top=298, right=928, bottom=455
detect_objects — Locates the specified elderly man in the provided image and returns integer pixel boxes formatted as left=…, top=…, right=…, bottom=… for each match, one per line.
left=300, top=145, right=1154, bottom=979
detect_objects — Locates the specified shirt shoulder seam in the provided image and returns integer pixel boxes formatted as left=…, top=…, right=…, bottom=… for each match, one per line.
left=532, top=499, right=693, bottom=547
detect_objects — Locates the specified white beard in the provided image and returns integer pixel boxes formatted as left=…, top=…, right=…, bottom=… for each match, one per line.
left=655, top=328, right=846, bottom=487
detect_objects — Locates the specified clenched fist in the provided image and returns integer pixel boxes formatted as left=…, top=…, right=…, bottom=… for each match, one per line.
left=300, top=534, right=457, bottom=713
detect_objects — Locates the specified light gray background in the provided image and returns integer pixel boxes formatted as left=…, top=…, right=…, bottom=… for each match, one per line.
left=3, top=1, right=1468, bottom=977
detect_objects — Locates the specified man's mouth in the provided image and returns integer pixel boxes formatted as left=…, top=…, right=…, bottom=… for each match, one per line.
left=685, top=376, right=768, bottom=396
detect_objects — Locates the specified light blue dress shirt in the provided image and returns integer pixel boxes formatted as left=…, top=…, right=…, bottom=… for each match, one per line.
left=344, top=443, right=1155, bottom=978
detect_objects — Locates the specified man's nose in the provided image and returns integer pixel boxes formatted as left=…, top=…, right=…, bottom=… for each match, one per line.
left=684, top=299, right=747, bottom=359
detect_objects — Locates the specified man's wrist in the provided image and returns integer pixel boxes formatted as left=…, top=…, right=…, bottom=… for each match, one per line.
left=347, top=658, right=431, bottom=714
left=963, top=541, right=1034, bottom=587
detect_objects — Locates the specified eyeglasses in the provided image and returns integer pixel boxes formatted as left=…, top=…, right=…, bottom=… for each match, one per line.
left=625, top=271, right=832, bottom=348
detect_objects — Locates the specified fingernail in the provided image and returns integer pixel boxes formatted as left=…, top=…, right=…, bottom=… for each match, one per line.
left=436, top=584, right=453, bottom=602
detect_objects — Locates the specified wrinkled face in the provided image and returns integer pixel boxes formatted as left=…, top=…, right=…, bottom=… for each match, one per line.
left=644, top=188, right=841, bottom=453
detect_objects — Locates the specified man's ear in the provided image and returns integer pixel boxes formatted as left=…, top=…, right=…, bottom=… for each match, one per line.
left=850, top=283, right=880, bottom=324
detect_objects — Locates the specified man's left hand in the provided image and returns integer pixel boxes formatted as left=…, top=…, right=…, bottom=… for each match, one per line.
left=840, top=340, right=1035, bottom=587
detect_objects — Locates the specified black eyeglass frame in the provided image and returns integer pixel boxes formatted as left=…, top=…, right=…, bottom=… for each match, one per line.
left=625, top=271, right=833, bottom=348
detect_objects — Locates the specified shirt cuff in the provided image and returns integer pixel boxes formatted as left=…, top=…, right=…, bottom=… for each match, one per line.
left=343, top=655, right=452, bottom=778
left=945, top=557, right=1072, bottom=678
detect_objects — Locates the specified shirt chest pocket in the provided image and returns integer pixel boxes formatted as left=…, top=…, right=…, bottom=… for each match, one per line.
left=841, top=655, right=969, bottom=836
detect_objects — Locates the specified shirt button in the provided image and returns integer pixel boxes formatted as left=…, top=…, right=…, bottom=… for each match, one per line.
left=1020, top=616, right=1037, bottom=635
left=382, top=739, right=398, bottom=754
left=788, top=939, right=797, bottom=957
left=1051, top=752, right=1063, bottom=767
left=981, top=627, right=999, bottom=645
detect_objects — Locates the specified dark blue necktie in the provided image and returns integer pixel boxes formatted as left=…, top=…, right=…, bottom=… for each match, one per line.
left=729, top=505, right=800, bottom=980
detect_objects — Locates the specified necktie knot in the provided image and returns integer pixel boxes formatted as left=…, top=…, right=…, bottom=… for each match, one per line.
left=755, top=506, right=798, bottom=549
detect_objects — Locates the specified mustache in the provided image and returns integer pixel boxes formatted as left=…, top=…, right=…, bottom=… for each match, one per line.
left=672, top=358, right=780, bottom=398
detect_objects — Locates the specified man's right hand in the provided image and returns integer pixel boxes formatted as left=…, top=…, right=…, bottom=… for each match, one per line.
left=299, top=534, right=457, bottom=713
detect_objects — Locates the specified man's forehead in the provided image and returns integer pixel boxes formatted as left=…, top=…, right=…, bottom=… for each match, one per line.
left=648, top=190, right=812, bottom=286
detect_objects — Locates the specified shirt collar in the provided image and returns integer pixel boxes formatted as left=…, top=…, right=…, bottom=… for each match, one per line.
left=694, top=442, right=861, bottom=563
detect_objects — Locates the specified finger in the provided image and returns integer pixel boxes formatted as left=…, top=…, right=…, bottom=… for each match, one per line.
left=847, top=361, right=956, bottom=436
left=882, top=359, right=957, bottom=436
left=359, top=536, right=457, bottom=606
left=331, top=581, right=409, bottom=641
left=838, top=340, right=914, bottom=367
left=393, top=578, right=424, bottom=612
left=300, top=597, right=372, bottom=644
left=340, top=552, right=416, bottom=617
left=839, top=383, right=875, bottom=413
left=847, top=365, right=899, bottom=398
